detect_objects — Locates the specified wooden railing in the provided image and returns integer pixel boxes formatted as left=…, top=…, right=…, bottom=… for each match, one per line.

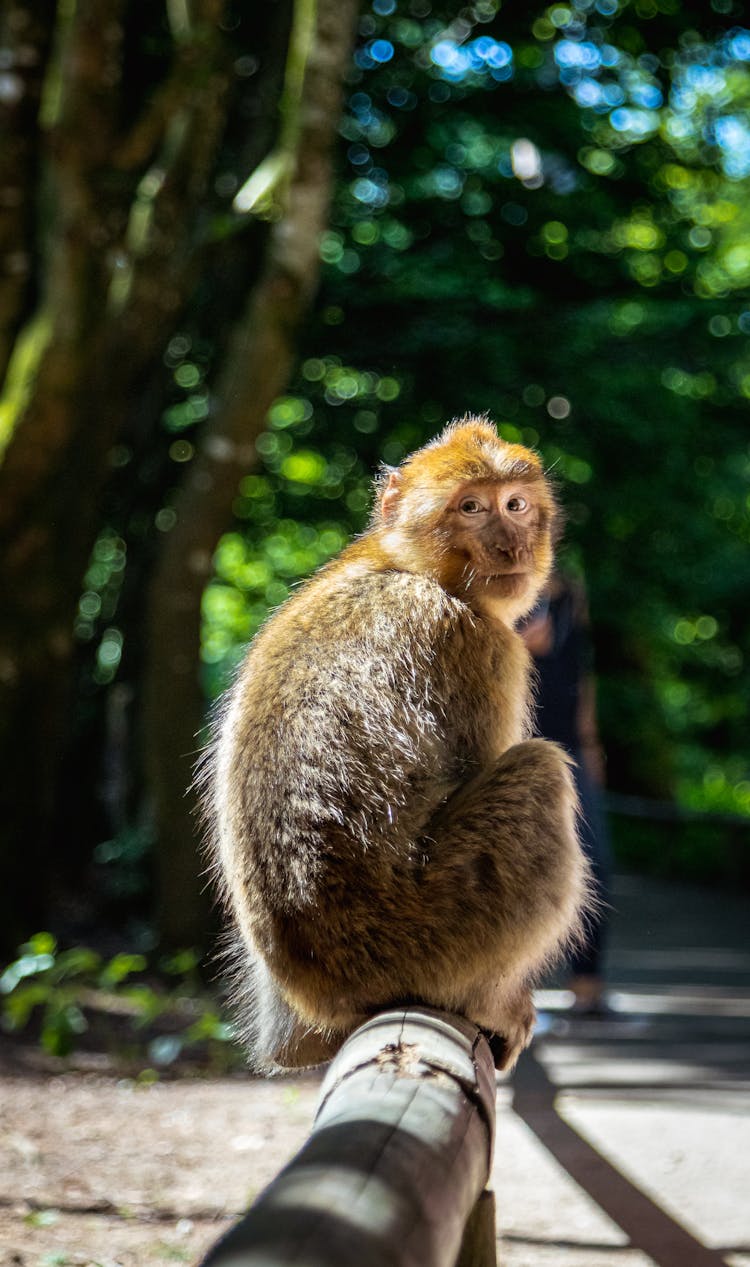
left=199, top=1007, right=498, bottom=1267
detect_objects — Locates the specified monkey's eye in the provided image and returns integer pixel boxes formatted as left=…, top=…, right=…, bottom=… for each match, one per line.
left=506, top=495, right=529, bottom=513
left=458, top=497, right=485, bottom=514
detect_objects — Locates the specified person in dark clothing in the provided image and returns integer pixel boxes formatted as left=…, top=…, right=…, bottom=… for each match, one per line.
left=519, top=570, right=611, bottom=1013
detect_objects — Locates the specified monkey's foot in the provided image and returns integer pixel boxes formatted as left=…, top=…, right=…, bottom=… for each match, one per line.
left=484, top=996, right=536, bottom=1071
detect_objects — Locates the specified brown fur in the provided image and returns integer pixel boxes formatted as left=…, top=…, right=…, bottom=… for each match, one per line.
left=202, top=417, right=591, bottom=1071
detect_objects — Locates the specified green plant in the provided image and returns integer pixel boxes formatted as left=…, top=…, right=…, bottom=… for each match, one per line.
left=0, top=932, right=237, bottom=1068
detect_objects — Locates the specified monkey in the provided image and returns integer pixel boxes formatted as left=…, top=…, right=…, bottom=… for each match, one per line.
left=203, top=415, right=591, bottom=1073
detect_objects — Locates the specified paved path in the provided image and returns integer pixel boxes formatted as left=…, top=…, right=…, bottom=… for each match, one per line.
left=496, top=873, right=750, bottom=1267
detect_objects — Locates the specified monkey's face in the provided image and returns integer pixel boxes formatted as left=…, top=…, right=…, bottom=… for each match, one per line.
left=374, top=418, right=558, bottom=624
left=438, top=477, right=554, bottom=620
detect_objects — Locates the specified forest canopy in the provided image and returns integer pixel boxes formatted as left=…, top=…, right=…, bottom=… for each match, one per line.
left=0, top=0, right=748, bottom=952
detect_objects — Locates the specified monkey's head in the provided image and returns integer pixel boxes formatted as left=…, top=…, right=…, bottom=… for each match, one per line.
left=373, top=416, right=559, bottom=624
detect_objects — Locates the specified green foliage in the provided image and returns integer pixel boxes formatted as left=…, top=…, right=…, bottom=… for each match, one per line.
left=199, top=0, right=750, bottom=878
left=0, top=933, right=236, bottom=1068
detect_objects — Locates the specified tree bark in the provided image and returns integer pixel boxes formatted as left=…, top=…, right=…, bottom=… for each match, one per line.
left=0, top=0, right=55, bottom=386
left=0, top=0, right=230, bottom=947
left=143, top=0, right=359, bottom=946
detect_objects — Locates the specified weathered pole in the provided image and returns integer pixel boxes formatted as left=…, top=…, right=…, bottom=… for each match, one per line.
left=200, top=1007, right=498, bottom=1267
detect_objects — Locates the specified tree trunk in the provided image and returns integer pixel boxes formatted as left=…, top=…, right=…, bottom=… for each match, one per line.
left=143, top=0, right=359, bottom=947
left=0, top=0, right=55, bottom=385
left=0, top=0, right=230, bottom=948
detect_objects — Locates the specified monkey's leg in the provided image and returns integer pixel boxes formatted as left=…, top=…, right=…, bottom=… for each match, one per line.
left=415, top=738, right=588, bottom=1068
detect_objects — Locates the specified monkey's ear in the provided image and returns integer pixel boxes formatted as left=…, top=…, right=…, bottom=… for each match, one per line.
left=379, top=470, right=402, bottom=522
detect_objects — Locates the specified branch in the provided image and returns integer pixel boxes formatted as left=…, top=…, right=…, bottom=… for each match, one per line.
left=0, top=0, right=130, bottom=528
left=113, top=0, right=226, bottom=173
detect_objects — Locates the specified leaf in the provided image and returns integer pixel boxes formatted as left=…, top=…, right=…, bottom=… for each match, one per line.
left=160, top=948, right=200, bottom=976
left=148, top=1035, right=184, bottom=1065
left=41, top=1003, right=88, bottom=1056
left=0, top=952, right=55, bottom=994
left=25, top=931, right=57, bottom=956
left=121, top=984, right=167, bottom=1023
left=52, top=947, right=101, bottom=982
left=100, top=952, right=148, bottom=986
left=2, top=982, right=49, bottom=1029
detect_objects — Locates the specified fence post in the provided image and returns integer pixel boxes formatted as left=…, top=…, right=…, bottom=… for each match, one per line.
left=200, top=1006, right=497, bottom=1267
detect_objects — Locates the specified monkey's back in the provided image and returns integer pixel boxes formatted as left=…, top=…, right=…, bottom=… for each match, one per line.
left=212, top=560, right=531, bottom=992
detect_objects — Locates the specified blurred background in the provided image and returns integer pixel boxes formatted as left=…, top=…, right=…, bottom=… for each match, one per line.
left=1, top=0, right=748, bottom=1063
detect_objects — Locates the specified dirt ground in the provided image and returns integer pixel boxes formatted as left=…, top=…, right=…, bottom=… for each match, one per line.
left=0, top=1045, right=323, bottom=1267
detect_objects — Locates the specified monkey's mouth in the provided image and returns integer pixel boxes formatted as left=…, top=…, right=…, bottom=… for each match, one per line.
left=461, top=562, right=531, bottom=594
left=477, top=571, right=531, bottom=595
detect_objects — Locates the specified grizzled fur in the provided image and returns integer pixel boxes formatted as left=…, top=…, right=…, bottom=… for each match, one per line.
left=203, top=417, right=591, bottom=1072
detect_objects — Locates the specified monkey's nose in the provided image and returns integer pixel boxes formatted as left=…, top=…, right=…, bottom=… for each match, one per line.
left=491, top=541, right=526, bottom=564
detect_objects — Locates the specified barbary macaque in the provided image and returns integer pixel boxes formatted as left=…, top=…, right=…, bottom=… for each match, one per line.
left=204, top=416, right=591, bottom=1071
